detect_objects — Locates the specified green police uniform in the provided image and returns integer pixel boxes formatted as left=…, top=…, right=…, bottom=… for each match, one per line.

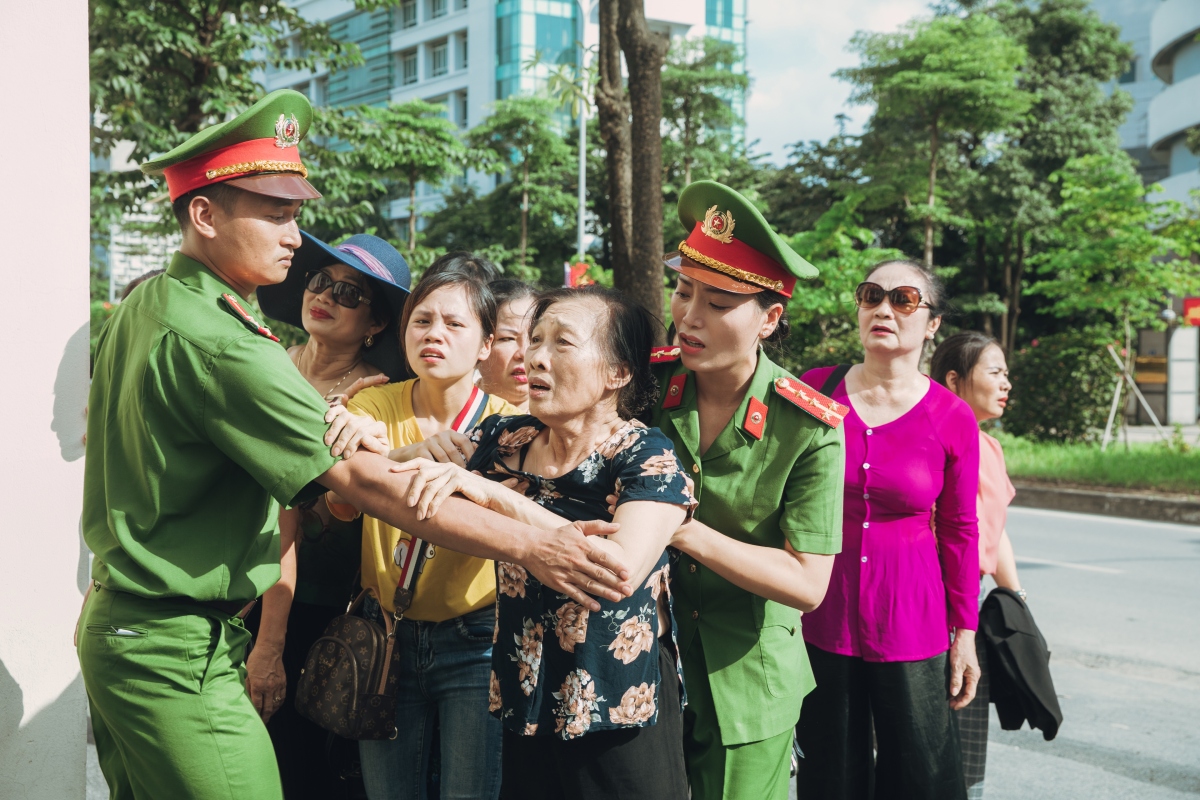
left=652, top=181, right=847, bottom=800
left=79, top=91, right=334, bottom=800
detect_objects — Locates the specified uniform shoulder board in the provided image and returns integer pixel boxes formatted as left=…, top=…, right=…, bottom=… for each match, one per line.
left=650, top=345, right=681, bottom=364
left=219, top=293, right=281, bottom=342
left=772, top=377, right=847, bottom=429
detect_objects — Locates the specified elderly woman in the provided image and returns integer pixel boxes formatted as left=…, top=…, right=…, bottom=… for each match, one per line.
left=797, top=259, right=981, bottom=800
left=393, top=286, right=695, bottom=800
left=251, top=232, right=411, bottom=800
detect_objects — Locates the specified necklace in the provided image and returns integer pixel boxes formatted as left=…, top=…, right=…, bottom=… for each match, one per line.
left=300, top=346, right=361, bottom=401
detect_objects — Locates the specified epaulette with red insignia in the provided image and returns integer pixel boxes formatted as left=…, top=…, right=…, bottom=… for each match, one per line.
left=220, top=293, right=281, bottom=342
left=772, top=377, right=847, bottom=429
left=650, top=345, right=681, bottom=364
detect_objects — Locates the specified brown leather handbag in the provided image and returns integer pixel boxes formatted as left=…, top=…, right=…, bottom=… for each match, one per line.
left=294, top=589, right=399, bottom=740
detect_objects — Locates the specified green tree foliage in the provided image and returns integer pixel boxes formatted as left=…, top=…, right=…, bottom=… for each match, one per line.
left=660, top=37, right=749, bottom=190
left=1027, top=153, right=1199, bottom=329
left=1003, top=325, right=1120, bottom=442
left=90, top=0, right=362, bottom=236
left=313, top=99, right=480, bottom=253
left=838, top=13, right=1029, bottom=267
left=466, top=97, right=576, bottom=273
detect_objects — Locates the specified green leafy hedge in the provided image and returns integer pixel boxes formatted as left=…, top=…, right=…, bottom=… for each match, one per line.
left=1003, top=326, right=1119, bottom=443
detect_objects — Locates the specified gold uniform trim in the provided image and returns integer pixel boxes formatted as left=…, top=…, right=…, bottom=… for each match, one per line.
left=205, top=160, right=309, bottom=180
left=678, top=242, right=785, bottom=293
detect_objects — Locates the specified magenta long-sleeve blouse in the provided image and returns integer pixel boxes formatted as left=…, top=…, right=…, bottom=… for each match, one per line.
left=800, top=367, right=981, bottom=662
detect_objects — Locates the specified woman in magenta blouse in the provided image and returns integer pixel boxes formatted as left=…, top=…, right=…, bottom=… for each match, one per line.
left=795, top=259, right=981, bottom=800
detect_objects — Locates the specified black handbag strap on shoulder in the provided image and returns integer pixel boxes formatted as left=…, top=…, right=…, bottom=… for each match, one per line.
left=820, top=364, right=852, bottom=396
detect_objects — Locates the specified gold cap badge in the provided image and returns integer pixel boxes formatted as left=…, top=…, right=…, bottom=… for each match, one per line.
left=701, top=205, right=736, bottom=244
left=274, top=113, right=301, bottom=148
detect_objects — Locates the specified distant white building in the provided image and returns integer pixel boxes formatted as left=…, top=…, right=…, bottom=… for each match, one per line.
left=261, top=0, right=748, bottom=231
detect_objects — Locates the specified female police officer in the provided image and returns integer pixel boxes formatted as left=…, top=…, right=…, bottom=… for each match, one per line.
left=646, top=181, right=846, bottom=800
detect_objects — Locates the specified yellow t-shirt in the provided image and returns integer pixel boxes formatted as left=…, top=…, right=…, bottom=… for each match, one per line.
left=348, top=379, right=518, bottom=621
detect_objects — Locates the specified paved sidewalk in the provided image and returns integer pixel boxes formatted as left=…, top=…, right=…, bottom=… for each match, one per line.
left=1114, top=424, right=1199, bottom=444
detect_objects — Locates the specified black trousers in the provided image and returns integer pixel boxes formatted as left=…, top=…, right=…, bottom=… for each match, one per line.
left=247, top=600, right=366, bottom=800
left=795, top=644, right=966, bottom=800
left=500, top=641, right=689, bottom=800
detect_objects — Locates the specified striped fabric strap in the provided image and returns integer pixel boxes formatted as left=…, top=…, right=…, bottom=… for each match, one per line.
left=394, top=387, right=491, bottom=614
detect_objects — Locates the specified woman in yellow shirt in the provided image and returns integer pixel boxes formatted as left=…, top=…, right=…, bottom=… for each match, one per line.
left=337, top=254, right=519, bottom=800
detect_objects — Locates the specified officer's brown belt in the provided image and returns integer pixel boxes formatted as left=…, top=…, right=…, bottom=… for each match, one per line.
left=94, top=582, right=257, bottom=619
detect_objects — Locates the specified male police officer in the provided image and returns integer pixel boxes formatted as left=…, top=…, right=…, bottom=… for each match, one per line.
left=79, top=90, right=628, bottom=800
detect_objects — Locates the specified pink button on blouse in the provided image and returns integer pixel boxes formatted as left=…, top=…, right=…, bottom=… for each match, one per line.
left=800, top=367, right=981, bottom=663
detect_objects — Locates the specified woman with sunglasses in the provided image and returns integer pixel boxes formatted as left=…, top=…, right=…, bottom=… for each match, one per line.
left=795, top=260, right=981, bottom=800
left=254, top=232, right=413, bottom=799
left=326, top=255, right=520, bottom=800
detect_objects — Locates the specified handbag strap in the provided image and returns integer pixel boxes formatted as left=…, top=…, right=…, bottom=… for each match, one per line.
left=391, top=387, right=492, bottom=620
left=820, top=364, right=852, bottom=396
left=347, top=588, right=398, bottom=697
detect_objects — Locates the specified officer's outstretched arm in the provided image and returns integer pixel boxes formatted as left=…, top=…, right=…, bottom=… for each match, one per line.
left=316, top=453, right=632, bottom=612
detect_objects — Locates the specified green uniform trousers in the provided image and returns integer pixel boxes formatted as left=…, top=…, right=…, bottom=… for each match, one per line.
left=78, top=585, right=282, bottom=800
left=682, top=638, right=793, bottom=800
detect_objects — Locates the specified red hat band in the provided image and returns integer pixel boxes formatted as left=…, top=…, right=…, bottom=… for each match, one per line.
left=678, top=223, right=796, bottom=298
left=162, top=137, right=308, bottom=201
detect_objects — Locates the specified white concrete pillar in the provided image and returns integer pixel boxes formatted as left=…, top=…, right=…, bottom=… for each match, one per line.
left=1168, top=325, right=1199, bottom=424
left=0, top=0, right=89, bottom=797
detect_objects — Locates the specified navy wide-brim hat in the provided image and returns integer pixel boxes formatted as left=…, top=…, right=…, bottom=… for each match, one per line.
left=258, top=232, right=412, bottom=381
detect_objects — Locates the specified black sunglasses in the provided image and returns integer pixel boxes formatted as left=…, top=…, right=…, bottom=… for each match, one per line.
left=305, top=270, right=372, bottom=309
left=854, top=282, right=931, bottom=315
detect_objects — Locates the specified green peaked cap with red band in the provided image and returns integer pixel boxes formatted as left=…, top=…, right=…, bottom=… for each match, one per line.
left=141, top=89, right=318, bottom=202
left=667, top=180, right=817, bottom=298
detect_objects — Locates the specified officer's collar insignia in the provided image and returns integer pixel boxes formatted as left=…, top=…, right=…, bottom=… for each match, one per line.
left=743, top=397, right=768, bottom=440
left=663, top=373, right=687, bottom=410
left=220, top=293, right=281, bottom=342
left=772, top=377, right=847, bottom=429
left=701, top=205, right=736, bottom=244
left=650, top=345, right=681, bottom=364
left=275, top=113, right=301, bottom=148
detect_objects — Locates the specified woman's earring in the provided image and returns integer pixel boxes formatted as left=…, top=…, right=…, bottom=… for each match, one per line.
left=364, top=334, right=375, bottom=347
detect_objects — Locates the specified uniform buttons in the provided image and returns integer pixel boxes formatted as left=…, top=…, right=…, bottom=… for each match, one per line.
left=691, top=610, right=700, bottom=620
left=866, top=429, right=873, bottom=436
left=689, top=563, right=697, bottom=573
left=692, top=464, right=700, bottom=474
left=863, top=493, right=870, bottom=500
left=861, top=556, right=869, bottom=563
left=863, top=463, right=871, bottom=470
left=863, top=522, right=870, bottom=529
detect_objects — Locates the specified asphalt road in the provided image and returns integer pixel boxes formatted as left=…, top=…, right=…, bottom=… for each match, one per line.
left=86, top=507, right=1199, bottom=799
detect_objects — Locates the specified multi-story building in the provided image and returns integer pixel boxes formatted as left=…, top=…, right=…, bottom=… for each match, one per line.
left=262, top=0, right=747, bottom=230
left=1091, top=0, right=1200, bottom=425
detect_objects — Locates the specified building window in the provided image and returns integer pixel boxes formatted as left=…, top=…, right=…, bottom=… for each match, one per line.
left=536, top=13, right=576, bottom=66
left=456, top=0, right=468, bottom=8
left=706, top=0, right=733, bottom=28
left=430, top=0, right=447, bottom=19
left=400, top=0, right=417, bottom=28
left=458, top=32, right=469, bottom=70
left=430, top=39, right=449, bottom=77
left=1118, top=58, right=1137, bottom=84
left=497, top=13, right=519, bottom=68
left=401, top=49, right=418, bottom=85
left=458, top=91, right=469, bottom=128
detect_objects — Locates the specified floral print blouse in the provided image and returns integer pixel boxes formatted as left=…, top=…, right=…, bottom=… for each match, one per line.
left=466, top=414, right=697, bottom=740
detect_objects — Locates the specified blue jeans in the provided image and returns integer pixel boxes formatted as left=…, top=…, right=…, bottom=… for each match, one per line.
left=360, top=601, right=502, bottom=800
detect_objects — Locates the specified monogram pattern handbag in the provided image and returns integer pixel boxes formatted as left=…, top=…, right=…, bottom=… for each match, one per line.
left=294, top=589, right=400, bottom=740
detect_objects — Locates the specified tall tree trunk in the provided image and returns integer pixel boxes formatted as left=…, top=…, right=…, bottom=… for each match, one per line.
left=1007, top=231, right=1025, bottom=354
left=595, top=0, right=632, bottom=287
left=617, top=0, right=670, bottom=331
left=976, top=229, right=993, bottom=337
left=924, top=115, right=940, bottom=268
left=408, top=174, right=417, bottom=255
left=520, top=160, right=529, bottom=268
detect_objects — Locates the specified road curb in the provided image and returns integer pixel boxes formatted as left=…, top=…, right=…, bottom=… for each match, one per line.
left=1012, top=483, right=1200, bottom=526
